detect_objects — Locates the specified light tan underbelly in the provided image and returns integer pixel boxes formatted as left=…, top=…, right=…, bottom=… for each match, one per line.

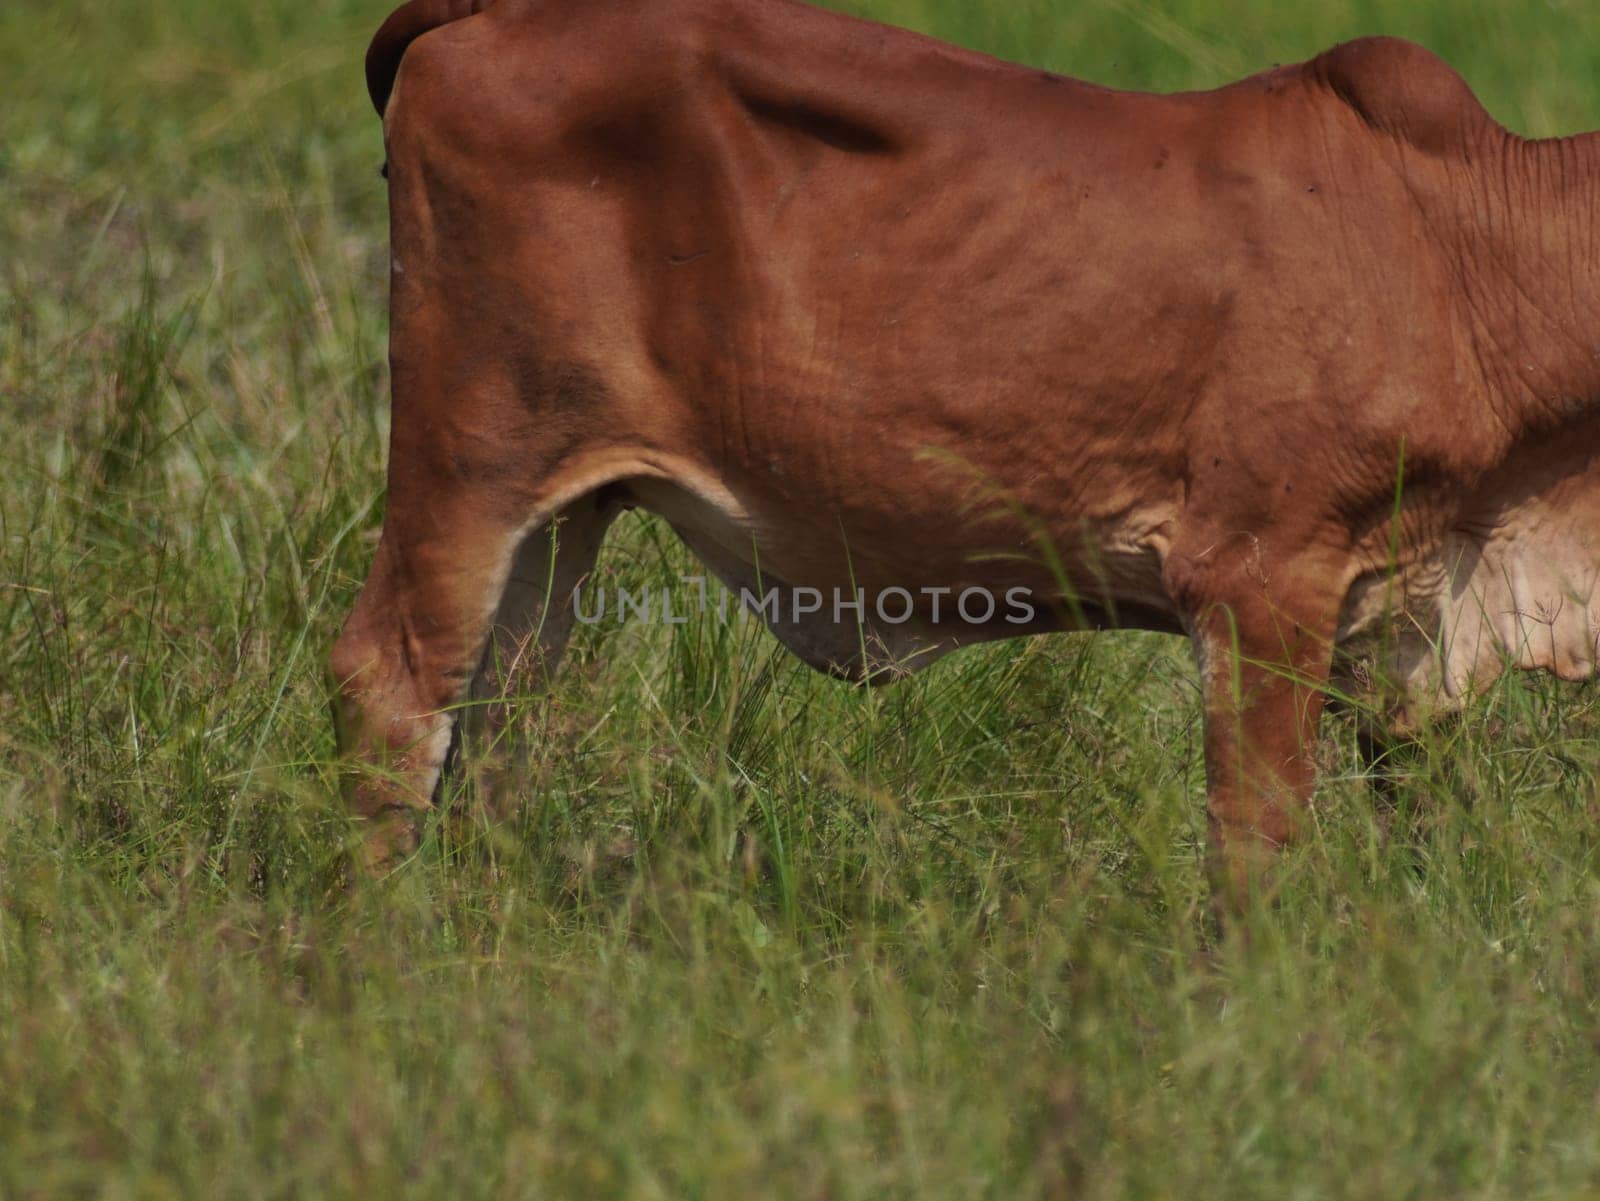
left=1337, top=447, right=1600, bottom=727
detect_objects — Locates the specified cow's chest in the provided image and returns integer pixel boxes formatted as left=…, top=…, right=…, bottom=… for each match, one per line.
left=1335, top=447, right=1600, bottom=725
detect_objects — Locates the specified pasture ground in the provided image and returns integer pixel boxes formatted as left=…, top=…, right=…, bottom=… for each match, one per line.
left=3, top=1, right=1600, bottom=1196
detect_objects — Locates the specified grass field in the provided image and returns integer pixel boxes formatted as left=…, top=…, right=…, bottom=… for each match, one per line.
left=4, top=0, right=1600, bottom=1196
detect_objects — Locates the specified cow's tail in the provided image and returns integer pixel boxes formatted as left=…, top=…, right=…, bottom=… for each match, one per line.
left=366, top=0, right=499, bottom=116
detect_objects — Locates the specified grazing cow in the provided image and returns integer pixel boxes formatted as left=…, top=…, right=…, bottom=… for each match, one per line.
left=331, top=0, right=1600, bottom=902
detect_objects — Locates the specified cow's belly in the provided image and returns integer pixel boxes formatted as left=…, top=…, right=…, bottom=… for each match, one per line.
left=619, top=465, right=1182, bottom=680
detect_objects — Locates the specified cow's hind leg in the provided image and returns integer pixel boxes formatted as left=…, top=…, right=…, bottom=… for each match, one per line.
left=330, top=487, right=530, bottom=870
left=468, top=491, right=620, bottom=765
left=1167, top=539, right=1345, bottom=909
left=331, top=485, right=611, bottom=871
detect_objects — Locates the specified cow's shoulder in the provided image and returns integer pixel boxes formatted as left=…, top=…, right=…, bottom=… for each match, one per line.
left=1306, top=36, right=1498, bottom=158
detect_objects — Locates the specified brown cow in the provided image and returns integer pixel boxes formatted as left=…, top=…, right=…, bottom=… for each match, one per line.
left=331, top=0, right=1600, bottom=903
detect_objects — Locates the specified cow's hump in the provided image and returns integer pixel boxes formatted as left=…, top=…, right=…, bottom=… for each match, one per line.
left=1312, top=36, right=1496, bottom=158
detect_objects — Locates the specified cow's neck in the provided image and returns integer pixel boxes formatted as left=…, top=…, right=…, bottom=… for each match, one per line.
left=1461, top=130, right=1600, bottom=428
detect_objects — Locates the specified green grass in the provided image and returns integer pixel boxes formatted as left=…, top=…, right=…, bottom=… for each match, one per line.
left=4, top=0, right=1600, bottom=1196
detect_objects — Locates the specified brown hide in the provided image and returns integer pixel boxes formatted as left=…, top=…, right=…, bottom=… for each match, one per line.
left=333, top=0, right=1600, bottom=902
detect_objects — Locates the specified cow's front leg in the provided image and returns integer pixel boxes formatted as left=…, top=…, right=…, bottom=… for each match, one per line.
left=329, top=488, right=534, bottom=873
left=1168, top=541, right=1343, bottom=909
